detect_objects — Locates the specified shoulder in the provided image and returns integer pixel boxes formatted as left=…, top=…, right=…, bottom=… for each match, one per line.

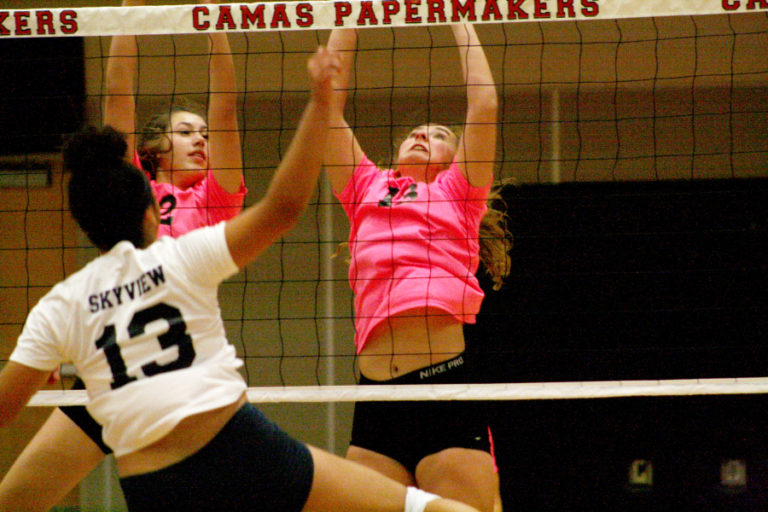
left=162, top=223, right=238, bottom=283
left=354, top=155, right=384, bottom=179
left=436, top=160, right=491, bottom=198
left=335, top=155, right=386, bottom=201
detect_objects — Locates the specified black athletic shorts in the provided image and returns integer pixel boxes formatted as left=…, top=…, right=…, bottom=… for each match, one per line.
left=60, top=378, right=112, bottom=454
left=349, top=353, right=492, bottom=474
left=120, top=403, right=314, bottom=512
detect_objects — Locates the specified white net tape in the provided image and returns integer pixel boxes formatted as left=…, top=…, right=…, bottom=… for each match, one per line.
left=29, top=377, right=768, bottom=407
left=1, top=0, right=763, bottom=38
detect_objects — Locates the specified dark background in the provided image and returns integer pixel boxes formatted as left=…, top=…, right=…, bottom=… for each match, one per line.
left=466, top=178, right=768, bottom=510
left=0, top=38, right=84, bottom=156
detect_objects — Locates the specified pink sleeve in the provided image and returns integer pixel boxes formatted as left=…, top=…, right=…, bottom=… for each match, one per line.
left=437, top=161, right=490, bottom=230
left=439, top=160, right=491, bottom=202
left=201, top=173, right=247, bottom=224
left=151, top=173, right=247, bottom=239
left=334, top=155, right=380, bottom=220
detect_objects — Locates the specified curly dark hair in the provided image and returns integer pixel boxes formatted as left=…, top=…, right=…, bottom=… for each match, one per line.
left=63, top=125, right=155, bottom=251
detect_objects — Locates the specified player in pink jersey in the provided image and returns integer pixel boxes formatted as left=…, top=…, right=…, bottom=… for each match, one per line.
left=0, top=1, right=247, bottom=509
left=111, top=0, right=246, bottom=239
left=0, top=46, right=481, bottom=512
left=324, top=26, right=510, bottom=512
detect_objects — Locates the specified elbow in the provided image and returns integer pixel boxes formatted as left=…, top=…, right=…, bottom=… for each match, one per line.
left=467, top=82, right=498, bottom=114
left=477, top=84, right=499, bottom=112
left=482, top=93, right=499, bottom=117
left=468, top=94, right=498, bottom=123
left=210, top=99, right=238, bottom=120
left=282, top=199, right=310, bottom=228
left=268, top=195, right=309, bottom=234
left=276, top=207, right=304, bottom=234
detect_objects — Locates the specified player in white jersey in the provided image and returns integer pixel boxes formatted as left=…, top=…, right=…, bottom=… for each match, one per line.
left=0, top=46, right=479, bottom=512
left=0, top=2, right=246, bottom=505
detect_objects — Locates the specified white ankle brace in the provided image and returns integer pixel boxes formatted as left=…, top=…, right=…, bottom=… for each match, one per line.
left=404, top=486, right=440, bottom=512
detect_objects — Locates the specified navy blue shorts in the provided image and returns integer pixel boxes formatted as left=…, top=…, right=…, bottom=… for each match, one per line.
left=349, top=354, right=492, bottom=474
left=60, top=378, right=111, bottom=454
left=120, top=403, right=314, bottom=512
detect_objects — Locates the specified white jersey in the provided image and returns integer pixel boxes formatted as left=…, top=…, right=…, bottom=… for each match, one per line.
left=11, top=222, right=246, bottom=457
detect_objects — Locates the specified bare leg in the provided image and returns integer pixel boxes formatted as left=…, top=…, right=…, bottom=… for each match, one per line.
left=347, top=442, right=497, bottom=512
left=347, top=444, right=416, bottom=486
left=415, top=448, right=498, bottom=512
left=0, top=408, right=106, bottom=512
left=302, top=446, right=479, bottom=512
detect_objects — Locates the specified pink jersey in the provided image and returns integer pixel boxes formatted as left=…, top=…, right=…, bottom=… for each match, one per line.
left=336, top=156, right=490, bottom=354
left=133, top=152, right=246, bottom=238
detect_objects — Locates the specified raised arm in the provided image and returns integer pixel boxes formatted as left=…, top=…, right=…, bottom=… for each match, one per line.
left=102, top=0, right=144, bottom=162
left=323, top=28, right=364, bottom=194
left=225, top=47, right=339, bottom=268
left=205, top=8, right=243, bottom=194
left=451, top=24, right=498, bottom=188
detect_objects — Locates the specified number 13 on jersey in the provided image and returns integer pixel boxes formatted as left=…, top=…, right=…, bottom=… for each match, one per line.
left=94, top=302, right=196, bottom=390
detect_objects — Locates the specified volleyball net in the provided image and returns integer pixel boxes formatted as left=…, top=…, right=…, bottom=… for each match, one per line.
left=1, top=1, right=767, bottom=408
